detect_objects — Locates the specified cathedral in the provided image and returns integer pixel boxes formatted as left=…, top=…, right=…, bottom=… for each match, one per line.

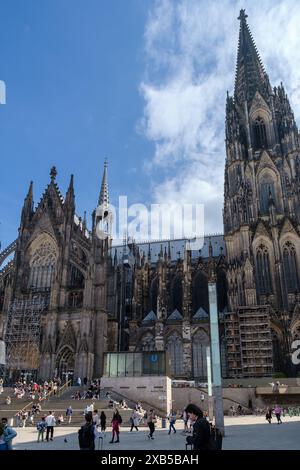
left=1, top=10, right=300, bottom=382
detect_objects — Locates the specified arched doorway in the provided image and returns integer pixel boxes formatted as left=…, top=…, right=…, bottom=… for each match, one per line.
left=56, top=347, right=75, bottom=382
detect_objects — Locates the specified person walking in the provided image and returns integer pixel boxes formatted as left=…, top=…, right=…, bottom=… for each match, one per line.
left=66, top=406, right=73, bottom=424
left=185, top=404, right=212, bottom=450
left=130, top=410, right=140, bottom=432
left=37, top=416, right=46, bottom=443
left=182, top=410, right=189, bottom=434
left=274, top=405, right=283, bottom=424
left=146, top=409, right=156, bottom=440
left=1, top=418, right=17, bottom=450
left=93, top=409, right=100, bottom=427
left=265, top=408, right=272, bottom=424
left=110, top=410, right=122, bottom=444
left=78, top=412, right=95, bottom=450
left=45, top=411, right=56, bottom=441
left=167, top=409, right=177, bottom=434
left=100, top=411, right=106, bottom=432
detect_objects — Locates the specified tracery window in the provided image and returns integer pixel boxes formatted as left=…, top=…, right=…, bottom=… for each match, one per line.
left=256, top=245, right=272, bottom=294
left=29, top=241, right=57, bottom=289
left=259, top=179, right=276, bottom=215
left=172, top=275, right=183, bottom=313
left=192, top=330, right=209, bottom=379
left=282, top=242, right=299, bottom=293
left=192, top=271, right=209, bottom=315
left=254, top=116, right=268, bottom=149
left=166, top=332, right=183, bottom=376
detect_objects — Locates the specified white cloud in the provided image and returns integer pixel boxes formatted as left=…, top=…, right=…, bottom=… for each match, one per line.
left=139, top=0, right=300, bottom=234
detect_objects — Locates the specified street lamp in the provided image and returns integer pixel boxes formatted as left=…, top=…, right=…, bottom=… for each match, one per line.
left=208, top=280, right=225, bottom=436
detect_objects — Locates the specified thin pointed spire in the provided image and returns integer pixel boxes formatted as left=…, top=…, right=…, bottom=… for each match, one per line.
left=65, top=174, right=75, bottom=208
left=82, top=211, right=87, bottom=230
left=234, top=9, right=270, bottom=104
left=98, top=159, right=109, bottom=207
left=21, top=181, right=34, bottom=223
left=26, top=181, right=33, bottom=202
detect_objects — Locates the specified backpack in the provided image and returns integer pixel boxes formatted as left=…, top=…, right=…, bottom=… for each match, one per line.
left=37, top=422, right=44, bottom=432
left=117, top=415, right=122, bottom=424
left=78, top=424, right=93, bottom=449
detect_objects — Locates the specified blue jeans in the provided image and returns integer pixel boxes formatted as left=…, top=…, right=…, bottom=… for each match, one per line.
left=168, top=423, right=176, bottom=434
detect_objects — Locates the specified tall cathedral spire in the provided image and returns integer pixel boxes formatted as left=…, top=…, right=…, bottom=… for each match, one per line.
left=98, top=159, right=109, bottom=208
left=234, top=9, right=270, bottom=105
left=65, top=174, right=75, bottom=215
left=21, top=181, right=34, bottom=224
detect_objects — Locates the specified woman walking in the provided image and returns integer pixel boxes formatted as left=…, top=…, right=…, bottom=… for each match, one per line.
left=100, top=411, right=106, bottom=432
left=146, top=409, right=156, bottom=440
left=130, top=410, right=140, bottom=432
left=110, top=410, right=122, bottom=444
left=274, top=405, right=283, bottom=424
left=265, top=408, right=272, bottom=424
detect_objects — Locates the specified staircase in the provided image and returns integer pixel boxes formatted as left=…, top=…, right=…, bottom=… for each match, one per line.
left=0, top=386, right=146, bottom=427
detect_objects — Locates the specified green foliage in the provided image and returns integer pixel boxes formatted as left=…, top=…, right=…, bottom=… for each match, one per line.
left=273, top=372, right=287, bottom=378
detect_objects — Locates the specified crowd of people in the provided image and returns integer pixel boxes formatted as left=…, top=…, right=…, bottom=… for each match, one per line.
left=3, top=377, right=62, bottom=406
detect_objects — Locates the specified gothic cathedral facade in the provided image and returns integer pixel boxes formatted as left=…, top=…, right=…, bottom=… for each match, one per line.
left=0, top=11, right=300, bottom=381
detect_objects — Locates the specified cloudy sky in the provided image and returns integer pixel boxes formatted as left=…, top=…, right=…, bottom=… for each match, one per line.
left=1, top=0, right=300, bottom=249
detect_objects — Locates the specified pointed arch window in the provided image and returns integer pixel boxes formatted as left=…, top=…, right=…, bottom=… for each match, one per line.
left=283, top=242, right=299, bottom=293
left=166, top=332, right=183, bottom=376
left=171, top=275, right=183, bottom=313
left=259, top=177, right=276, bottom=215
left=256, top=245, right=272, bottom=294
left=254, top=117, right=268, bottom=150
left=192, top=271, right=209, bottom=315
left=192, top=330, right=209, bottom=379
left=150, top=277, right=158, bottom=313
left=29, top=241, right=57, bottom=290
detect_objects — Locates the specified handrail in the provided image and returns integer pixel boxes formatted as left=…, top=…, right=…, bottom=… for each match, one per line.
left=57, top=380, right=72, bottom=398
left=108, top=389, right=166, bottom=417
left=197, top=387, right=252, bottom=411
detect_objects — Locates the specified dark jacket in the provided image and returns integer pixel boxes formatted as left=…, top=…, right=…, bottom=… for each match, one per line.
left=187, top=417, right=211, bottom=450
left=78, top=423, right=95, bottom=450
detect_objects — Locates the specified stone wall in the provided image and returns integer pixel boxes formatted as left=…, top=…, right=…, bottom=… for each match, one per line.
left=101, top=376, right=172, bottom=414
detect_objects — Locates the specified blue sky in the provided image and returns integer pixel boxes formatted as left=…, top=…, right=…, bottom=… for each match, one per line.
left=1, top=0, right=300, bottom=248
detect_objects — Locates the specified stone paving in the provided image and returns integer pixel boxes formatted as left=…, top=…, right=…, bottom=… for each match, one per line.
left=8, top=416, right=300, bottom=450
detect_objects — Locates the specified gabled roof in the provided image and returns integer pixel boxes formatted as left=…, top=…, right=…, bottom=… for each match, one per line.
left=193, top=307, right=209, bottom=320
left=141, top=310, right=156, bottom=323
left=168, top=309, right=183, bottom=321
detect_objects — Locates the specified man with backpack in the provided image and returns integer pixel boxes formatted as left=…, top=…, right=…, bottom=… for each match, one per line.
left=36, top=416, right=46, bottom=443
left=78, top=412, right=95, bottom=450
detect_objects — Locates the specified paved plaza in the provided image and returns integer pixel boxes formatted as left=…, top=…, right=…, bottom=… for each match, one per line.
left=9, top=416, right=300, bottom=450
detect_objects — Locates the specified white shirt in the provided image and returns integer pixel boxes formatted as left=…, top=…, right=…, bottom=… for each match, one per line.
left=45, top=415, right=56, bottom=427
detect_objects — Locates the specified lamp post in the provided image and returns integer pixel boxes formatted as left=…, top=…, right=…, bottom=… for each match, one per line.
left=206, top=346, right=214, bottom=421
left=208, top=280, right=225, bottom=436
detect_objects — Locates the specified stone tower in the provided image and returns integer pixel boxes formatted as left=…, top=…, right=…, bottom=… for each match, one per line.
left=224, top=10, right=300, bottom=376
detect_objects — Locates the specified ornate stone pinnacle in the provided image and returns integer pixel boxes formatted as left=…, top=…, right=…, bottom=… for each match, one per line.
left=238, top=9, right=248, bottom=21
left=50, top=166, right=57, bottom=181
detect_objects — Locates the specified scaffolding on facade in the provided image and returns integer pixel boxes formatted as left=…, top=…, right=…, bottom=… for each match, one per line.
left=225, top=306, right=274, bottom=378
left=4, top=295, right=47, bottom=379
